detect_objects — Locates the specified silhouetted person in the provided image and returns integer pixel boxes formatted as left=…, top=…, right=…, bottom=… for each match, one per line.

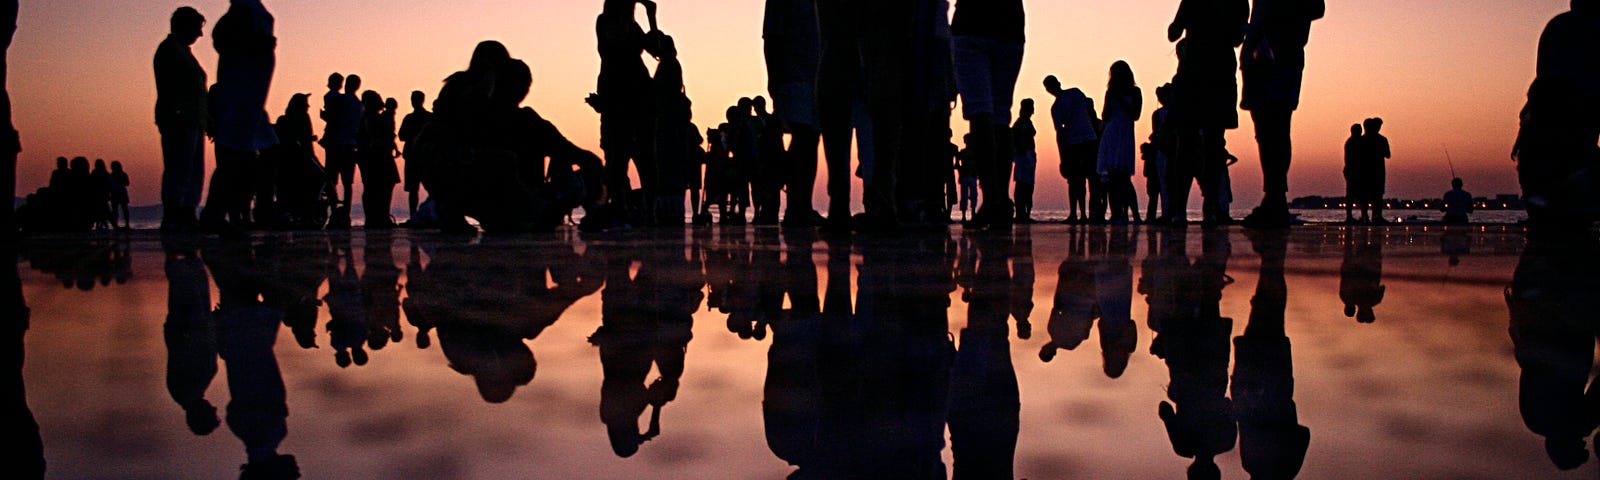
left=753, top=96, right=786, bottom=225
left=1098, top=61, right=1143, bottom=224
left=0, top=1, right=14, bottom=235
left=1147, top=85, right=1176, bottom=220
left=1168, top=0, right=1249, bottom=225
left=1011, top=99, right=1037, bottom=223
left=416, top=41, right=606, bottom=232
left=1338, top=228, right=1384, bottom=324
left=398, top=91, right=431, bottom=221
left=1342, top=123, right=1363, bottom=222
left=319, top=73, right=360, bottom=219
left=647, top=34, right=692, bottom=226
left=1507, top=227, right=1600, bottom=471
left=1239, top=0, right=1324, bottom=228
left=163, top=238, right=221, bottom=437
left=591, top=0, right=661, bottom=217
left=201, top=240, right=299, bottom=479
left=357, top=91, right=399, bottom=228
left=763, top=0, right=825, bottom=227
left=201, top=0, right=279, bottom=234
left=110, top=161, right=131, bottom=229
left=957, top=137, right=980, bottom=221
left=90, top=159, right=113, bottom=230
left=952, top=0, right=1025, bottom=230
left=1359, top=117, right=1390, bottom=223
left=155, top=7, right=208, bottom=232
left=1511, top=0, right=1600, bottom=225
left=269, top=93, right=324, bottom=229
left=1046, top=76, right=1097, bottom=223
left=1441, top=177, right=1474, bottom=224
left=1233, top=229, right=1312, bottom=478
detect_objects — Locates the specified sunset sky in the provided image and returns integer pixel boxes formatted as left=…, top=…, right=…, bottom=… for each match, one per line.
left=6, top=0, right=1571, bottom=209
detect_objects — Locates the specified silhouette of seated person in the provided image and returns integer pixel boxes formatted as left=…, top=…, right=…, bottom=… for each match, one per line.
left=1338, top=229, right=1384, bottom=323
left=1234, top=229, right=1311, bottom=479
left=1440, top=177, right=1474, bottom=224
left=201, top=239, right=298, bottom=479
left=950, top=233, right=1021, bottom=479
left=1511, top=0, right=1600, bottom=224
left=590, top=240, right=703, bottom=457
left=163, top=237, right=223, bottom=437
left=1152, top=228, right=1237, bottom=480
left=1507, top=227, right=1600, bottom=470
left=404, top=238, right=603, bottom=402
left=411, top=41, right=606, bottom=232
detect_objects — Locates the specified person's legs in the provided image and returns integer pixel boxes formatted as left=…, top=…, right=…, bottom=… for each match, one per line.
left=1245, top=108, right=1293, bottom=226
left=160, top=125, right=204, bottom=228
left=1197, top=128, right=1229, bottom=223
left=817, top=0, right=859, bottom=226
left=201, top=146, right=249, bottom=228
left=859, top=2, right=912, bottom=224
left=1015, top=181, right=1033, bottom=220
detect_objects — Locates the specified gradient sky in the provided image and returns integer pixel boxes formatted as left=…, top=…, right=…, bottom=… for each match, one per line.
left=6, top=0, right=1572, bottom=208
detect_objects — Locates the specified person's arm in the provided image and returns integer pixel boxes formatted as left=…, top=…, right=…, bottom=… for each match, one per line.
left=640, top=0, right=659, bottom=33
left=1168, top=0, right=1189, bottom=42
left=1130, top=89, right=1144, bottom=122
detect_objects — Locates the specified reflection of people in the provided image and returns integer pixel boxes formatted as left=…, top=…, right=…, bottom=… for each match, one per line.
left=1507, top=228, right=1600, bottom=471
left=0, top=240, right=45, bottom=478
left=202, top=240, right=298, bottom=479
left=1152, top=228, right=1236, bottom=479
left=763, top=230, right=824, bottom=476
left=1234, top=229, right=1311, bottom=478
left=590, top=237, right=702, bottom=457
left=1338, top=229, right=1384, bottom=323
left=950, top=233, right=1020, bottom=478
left=163, top=238, right=221, bottom=436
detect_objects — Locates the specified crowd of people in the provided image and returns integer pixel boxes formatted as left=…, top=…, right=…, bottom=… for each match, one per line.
left=112, top=0, right=1582, bottom=235
left=15, top=157, right=133, bottom=232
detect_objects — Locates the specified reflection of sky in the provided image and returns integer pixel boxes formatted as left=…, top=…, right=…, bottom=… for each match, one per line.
left=15, top=228, right=1595, bottom=479
left=8, top=0, right=1576, bottom=210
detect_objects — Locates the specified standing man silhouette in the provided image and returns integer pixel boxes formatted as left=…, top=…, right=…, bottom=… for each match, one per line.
left=1239, top=0, right=1325, bottom=228
left=320, top=73, right=362, bottom=222
left=1168, top=0, right=1249, bottom=225
left=1012, top=99, right=1037, bottom=223
left=201, top=0, right=279, bottom=233
left=398, top=91, right=431, bottom=220
left=591, top=0, right=661, bottom=218
left=952, top=0, right=1026, bottom=230
left=763, top=0, right=825, bottom=227
left=154, top=7, right=208, bottom=232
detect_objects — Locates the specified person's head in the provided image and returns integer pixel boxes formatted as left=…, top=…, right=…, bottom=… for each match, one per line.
left=753, top=96, right=769, bottom=113
left=410, top=90, right=426, bottom=109
left=493, top=58, right=533, bottom=106
left=169, top=7, right=205, bottom=45
left=71, top=156, right=88, bottom=172
left=1344, top=302, right=1356, bottom=317
left=94, top=159, right=106, bottom=171
left=1574, top=0, right=1597, bottom=13
left=286, top=93, right=309, bottom=114
left=1155, top=83, right=1172, bottom=106
left=1363, top=117, right=1383, bottom=134
left=608, top=422, right=643, bottom=457
left=344, top=74, right=362, bottom=94
left=658, top=34, right=678, bottom=58
left=1357, top=305, right=1376, bottom=323
left=1043, top=75, right=1062, bottom=95
left=1020, top=98, right=1035, bottom=117
left=1452, top=177, right=1464, bottom=189
left=1109, top=60, right=1136, bottom=91
left=726, top=105, right=742, bottom=123
left=111, top=160, right=123, bottom=172
left=361, top=90, right=383, bottom=112
left=603, top=0, right=637, bottom=16
left=1350, top=123, right=1362, bottom=136
left=469, top=41, right=511, bottom=73
left=55, top=157, right=66, bottom=169
left=1038, top=344, right=1057, bottom=362
left=385, top=97, right=399, bottom=113
left=326, top=72, right=343, bottom=91
left=738, top=97, right=754, bottom=115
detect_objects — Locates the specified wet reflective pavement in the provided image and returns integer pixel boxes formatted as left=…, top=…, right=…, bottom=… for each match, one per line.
left=4, top=225, right=1595, bottom=479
